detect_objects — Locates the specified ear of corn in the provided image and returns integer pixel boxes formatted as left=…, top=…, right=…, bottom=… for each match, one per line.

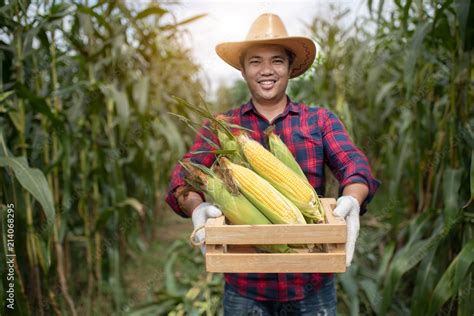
left=182, top=161, right=291, bottom=253
left=237, top=134, right=325, bottom=222
left=219, top=157, right=306, bottom=225
left=266, top=126, right=307, bottom=181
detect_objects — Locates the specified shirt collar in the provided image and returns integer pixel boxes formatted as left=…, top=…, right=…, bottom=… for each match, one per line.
left=241, top=96, right=300, bottom=116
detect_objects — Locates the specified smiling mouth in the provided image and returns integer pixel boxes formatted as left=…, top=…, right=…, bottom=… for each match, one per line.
left=258, top=79, right=277, bottom=89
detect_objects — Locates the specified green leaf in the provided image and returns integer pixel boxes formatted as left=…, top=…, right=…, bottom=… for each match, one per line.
left=47, top=3, right=72, bottom=21
left=14, top=82, right=62, bottom=126
left=108, top=246, right=124, bottom=308
left=0, top=137, right=55, bottom=235
left=376, top=242, right=395, bottom=285
left=164, top=244, right=187, bottom=298
left=375, top=81, right=397, bottom=106
left=380, top=214, right=459, bottom=315
left=157, top=117, right=187, bottom=157
left=160, top=13, right=207, bottom=31
left=339, top=268, right=360, bottom=316
left=443, top=168, right=463, bottom=220
left=404, top=21, right=431, bottom=96
left=7, top=109, right=23, bottom=133
left=135, top=6, right=168, bottom=20
left=101, top=85, right=130, bottom=127
left=76, top=4, right=113, bottom=34
left=411, top=250, right=437, bottom=315
left=454, top=0, right=470, bottom=48
left=132, top=76, right=149, bottom=114
left=458, top=232, right=474, bottom=316
left=464, top=150, right=474, bottom=208
left=190, top=149, right=235, bottom=155
left=128, top=300, right=178, bottom=316
left=360, top=278, right=379, bottom=312
left=0, top=90, right=14, bottom=103
left=167, top=112, right=220, bottom=150
left=427, top=239, right=474, bottom=315
left=117, top=198, right=145, bottom=218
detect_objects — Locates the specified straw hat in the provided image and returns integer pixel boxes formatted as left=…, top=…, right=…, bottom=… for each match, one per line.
left=215, top=13, right=316, bottom=78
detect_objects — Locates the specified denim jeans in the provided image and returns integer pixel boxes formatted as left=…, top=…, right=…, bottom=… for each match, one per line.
left=223, top=277, right=337, bottom=316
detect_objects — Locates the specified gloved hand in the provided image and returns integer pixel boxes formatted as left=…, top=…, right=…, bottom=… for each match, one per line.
left=333, top=195, right=360, bottom=267
left=191, top=202, right=223, bottom=255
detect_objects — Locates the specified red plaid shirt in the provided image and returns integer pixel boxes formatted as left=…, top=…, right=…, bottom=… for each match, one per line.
left=166, top=97, right=380, bottom=301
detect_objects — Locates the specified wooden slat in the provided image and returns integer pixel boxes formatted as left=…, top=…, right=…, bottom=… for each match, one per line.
left=205, top=223, right=346, bottom=244
left=206, top=253, right=346, bottom=273
left=322, top=198, right=345, bottom=225
left=206, top=216, right=226, bottom=226
left=322, top=198, right=347, bottom=255
left=205, top=199, right=345, bottom=245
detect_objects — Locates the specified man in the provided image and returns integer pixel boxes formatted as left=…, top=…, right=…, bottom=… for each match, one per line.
left=166, top=13, right=379, bottom=315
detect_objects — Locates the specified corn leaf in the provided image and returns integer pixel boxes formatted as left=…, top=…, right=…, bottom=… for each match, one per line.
left=164, top=248, right=187, bottom=298
left=443, top=168, right=463, bottom=220
left=360, top=278, right=378, bottom=312
left=101, top=85, right=130, bottom=127
left=14, top=82, right=62, bottom=126
left=167, top=112, right=220, bottom=150
left=135, top=6, right=168, bottom=20
left=190, top=150, right=236, bottom=155
left=160, top=13, right=207, bottom=31
left=404, top=21, right=430, bottom=96
left=411, top=250, right=438, bottom=315
left=0, top=90, right=14, bottom=103
left=0, top=154, right=55, bottom=236
left=380, top=214, right=459, bottom=314
left=464, top=150, right=474, bottom=208
left=427, top=239, right=474, bottom=315
left=76, top=4, right=113, bottom=33
left=339, top=268, right=360, bottom=316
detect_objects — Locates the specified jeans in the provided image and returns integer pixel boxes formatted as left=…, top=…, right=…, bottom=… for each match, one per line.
left=223, top=277, right=337, bottom=316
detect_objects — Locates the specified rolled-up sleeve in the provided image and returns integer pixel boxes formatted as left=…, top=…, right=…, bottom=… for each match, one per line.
left=321, top=109, right=380, bottom=214
left=165, top=120, right=218, bottom=218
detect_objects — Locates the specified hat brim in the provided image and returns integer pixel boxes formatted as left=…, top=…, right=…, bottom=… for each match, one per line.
left=215, top=37, right=316, bottom=78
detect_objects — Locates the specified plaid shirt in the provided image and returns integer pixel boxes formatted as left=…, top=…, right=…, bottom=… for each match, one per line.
left=166, top=97, right=380, bottom=301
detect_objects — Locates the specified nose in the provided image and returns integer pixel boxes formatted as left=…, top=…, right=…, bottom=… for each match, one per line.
left=259, top=60, right=275, bottom=76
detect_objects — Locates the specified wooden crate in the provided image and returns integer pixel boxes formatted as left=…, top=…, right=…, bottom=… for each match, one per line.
left=205, top=198, right=346, bottom=273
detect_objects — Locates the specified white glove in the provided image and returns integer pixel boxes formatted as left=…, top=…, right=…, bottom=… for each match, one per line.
left=333, top=195, right=360, bottom=267
left=191, top=202, right=223, bottom=255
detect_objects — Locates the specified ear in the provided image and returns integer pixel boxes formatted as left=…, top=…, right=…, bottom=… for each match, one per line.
left=240, top=67, right=247, bottom=80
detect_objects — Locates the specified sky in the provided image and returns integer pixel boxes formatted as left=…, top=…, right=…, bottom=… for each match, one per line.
left=171, top=0, right=371, bottom=98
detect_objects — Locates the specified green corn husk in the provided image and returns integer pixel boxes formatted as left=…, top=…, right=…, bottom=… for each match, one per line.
left=266, top=125, right=307, bottom=181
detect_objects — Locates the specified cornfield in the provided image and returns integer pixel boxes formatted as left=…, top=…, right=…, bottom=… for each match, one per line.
left=0, top=0, right=205, bottom=314
left=1, top=0, right=473, bottom=315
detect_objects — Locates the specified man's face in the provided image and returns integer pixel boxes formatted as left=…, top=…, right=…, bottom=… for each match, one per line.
left=240, top=44, right=291, bottom=105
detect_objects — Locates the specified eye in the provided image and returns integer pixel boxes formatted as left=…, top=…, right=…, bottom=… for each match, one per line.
left=273, top=59, right=284, bottom=64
